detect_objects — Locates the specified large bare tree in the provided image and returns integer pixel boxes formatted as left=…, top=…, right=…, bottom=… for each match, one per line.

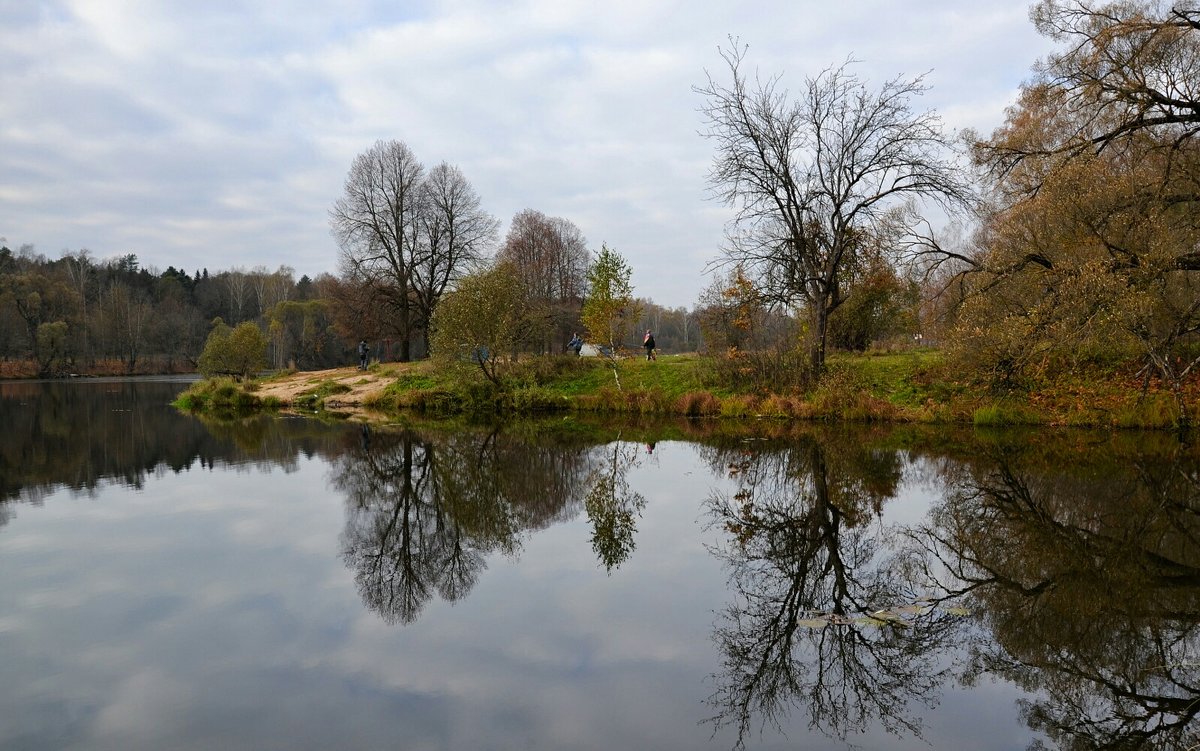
left=413, top=162, right=499, bottom=354
left=331, top=141, right=497, bottom=360
left=696, top=42, right=972, bottom=373
left=330, top=139, right=425, bottom=360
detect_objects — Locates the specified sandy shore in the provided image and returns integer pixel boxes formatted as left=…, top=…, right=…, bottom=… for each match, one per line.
left=255, top=366, right=396, bottom=420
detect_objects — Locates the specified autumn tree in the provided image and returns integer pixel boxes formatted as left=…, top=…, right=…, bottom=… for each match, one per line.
left=696, top=265, right=767, bottom=352
left=197, top=318, right=268, bottom=380
left=265, top=299, right=340, bottom=370
left=935, top=2, right=1200, bottom=424
left=34, top=321, right=69, bottom=376
left=430, top=263, right=533, bottom=386
left=696, top=41, right=972, bottom=374
left=495, top=209, right=589, bottom=353
left=0, top=265, right=76, bottom=370
left=987, top=0, right=1200, bottom=172
left=827, top=253, right=918, bottom=351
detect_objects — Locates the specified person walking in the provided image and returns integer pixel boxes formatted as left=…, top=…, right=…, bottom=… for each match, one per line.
left=567, top=332, right=583, bottom=356
left=357, top=340, right=370, bottom=370
left=643, top=330, right=656, bottom=361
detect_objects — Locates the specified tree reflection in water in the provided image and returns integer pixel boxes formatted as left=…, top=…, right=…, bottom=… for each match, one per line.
left=914, top=444, right=1200, bottom=750
left=330, top=426, right=592, bottom=624
left=705, top=430, right=1200, bottom=750
left=702, top=432, right=963, bottom=748
left=585, top=440, right=646, bottom=573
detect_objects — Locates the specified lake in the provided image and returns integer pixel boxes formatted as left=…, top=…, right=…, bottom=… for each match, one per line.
left=1, top=378, right=1197, bottom=750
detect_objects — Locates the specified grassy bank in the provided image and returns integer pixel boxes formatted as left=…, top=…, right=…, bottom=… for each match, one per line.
left=175, top=349, right=1198, bottom=430
left=174, top=377, right=285, bottom=414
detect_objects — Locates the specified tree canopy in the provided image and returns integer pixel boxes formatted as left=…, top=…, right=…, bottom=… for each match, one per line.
left=697, top=41, right=971, bottom=373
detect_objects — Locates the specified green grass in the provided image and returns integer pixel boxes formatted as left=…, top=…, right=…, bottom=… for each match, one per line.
left=972, top=402, right=1041, bottom=427
left=174, top=377, right=281, bottom=414
left=178, top=348, right=1197, bottom=431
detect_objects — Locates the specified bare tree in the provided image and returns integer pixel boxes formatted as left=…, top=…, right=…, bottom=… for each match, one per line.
left=221, top=267, right=250, bottom=324
left=696, top=41, right=973, bottom=372
left=331, top=139, right=425, bottom=361
left=251, top=264, right=295, bottom=316
left=100, top=280, right=151, bottom=372
left=496, top=209, right=589, bottom=352
left=61, top=249, right=93, bottom=364
left=413, top=162, right=499, bottom=354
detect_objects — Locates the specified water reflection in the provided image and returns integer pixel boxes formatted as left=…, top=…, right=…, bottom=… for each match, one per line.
left=915, top=441, right=1200, bottom=750
left=4, top=379, right=1200, bottom=750
left=702, top=431, right=961, bottom=746
left=332, top=426, right=593, bottom=624
left=0, top=379, right=350, bottom=512
left=701, top=429, right=1200, bottom=750
left=585, top=440, right=647, bottom=573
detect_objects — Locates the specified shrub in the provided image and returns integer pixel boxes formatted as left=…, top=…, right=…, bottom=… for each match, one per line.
left=720, top=394, right=759, bottom=418
left=759, top=394, right=802, bottom=418
left=808, top=368, right=900, bottom=421
left=677, top=391, right=722, bottom=416
left=705, top=346, right=814, bottom=395
left=198, top=319, right=268, bottom=380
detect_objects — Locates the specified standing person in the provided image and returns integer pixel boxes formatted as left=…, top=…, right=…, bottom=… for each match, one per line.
left=567, top=332, right=583, bottom=356
left=357, top=339, right=370, bottom=370
left=643, top=329, right=656, bottom=361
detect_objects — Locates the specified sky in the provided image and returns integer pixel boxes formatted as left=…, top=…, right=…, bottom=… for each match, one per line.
left=0, top=1, right=1055, bottom=309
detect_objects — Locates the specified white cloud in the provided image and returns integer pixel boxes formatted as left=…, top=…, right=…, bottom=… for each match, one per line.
left=0, top=0, right=1053, bottom=304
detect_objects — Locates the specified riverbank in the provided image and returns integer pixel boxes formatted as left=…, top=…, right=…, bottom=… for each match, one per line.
left=174, top=350, right=1199, bottom=430
left=0, top=356, right=196, bottom=379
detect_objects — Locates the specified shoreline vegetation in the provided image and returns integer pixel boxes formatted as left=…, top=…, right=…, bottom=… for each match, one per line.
left=172, top=349, right=1199, bottom=431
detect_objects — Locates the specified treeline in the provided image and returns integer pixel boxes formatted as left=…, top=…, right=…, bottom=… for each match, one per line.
left=0, top=247, right=349, bottom=376
left=0, top=237, right=710, bottom=379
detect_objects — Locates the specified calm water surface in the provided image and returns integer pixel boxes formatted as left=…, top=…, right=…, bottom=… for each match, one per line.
left=1, top=379, right=1197, bottom=750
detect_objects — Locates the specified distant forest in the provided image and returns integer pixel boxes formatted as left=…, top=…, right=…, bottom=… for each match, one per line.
left=0, top=241, right=702, bottom=378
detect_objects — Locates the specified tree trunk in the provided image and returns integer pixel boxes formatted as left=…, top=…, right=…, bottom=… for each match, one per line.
left=809, top=305, right=828, bottom=375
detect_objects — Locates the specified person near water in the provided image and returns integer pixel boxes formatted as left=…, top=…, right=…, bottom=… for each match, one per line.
left=643, top=330, right=656, bottom=361
left=357, top=340, right=370, bottom=370
left=567, top=332, right=583, bottom=356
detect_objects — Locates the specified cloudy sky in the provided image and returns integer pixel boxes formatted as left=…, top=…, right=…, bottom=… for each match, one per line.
left=1, top=1, right=1053, bottom=308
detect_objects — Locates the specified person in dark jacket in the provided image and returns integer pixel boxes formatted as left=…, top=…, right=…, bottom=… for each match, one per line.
left=357, top=340, right=370, bottom=370
left=643, top=330, right=656, bottom=361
